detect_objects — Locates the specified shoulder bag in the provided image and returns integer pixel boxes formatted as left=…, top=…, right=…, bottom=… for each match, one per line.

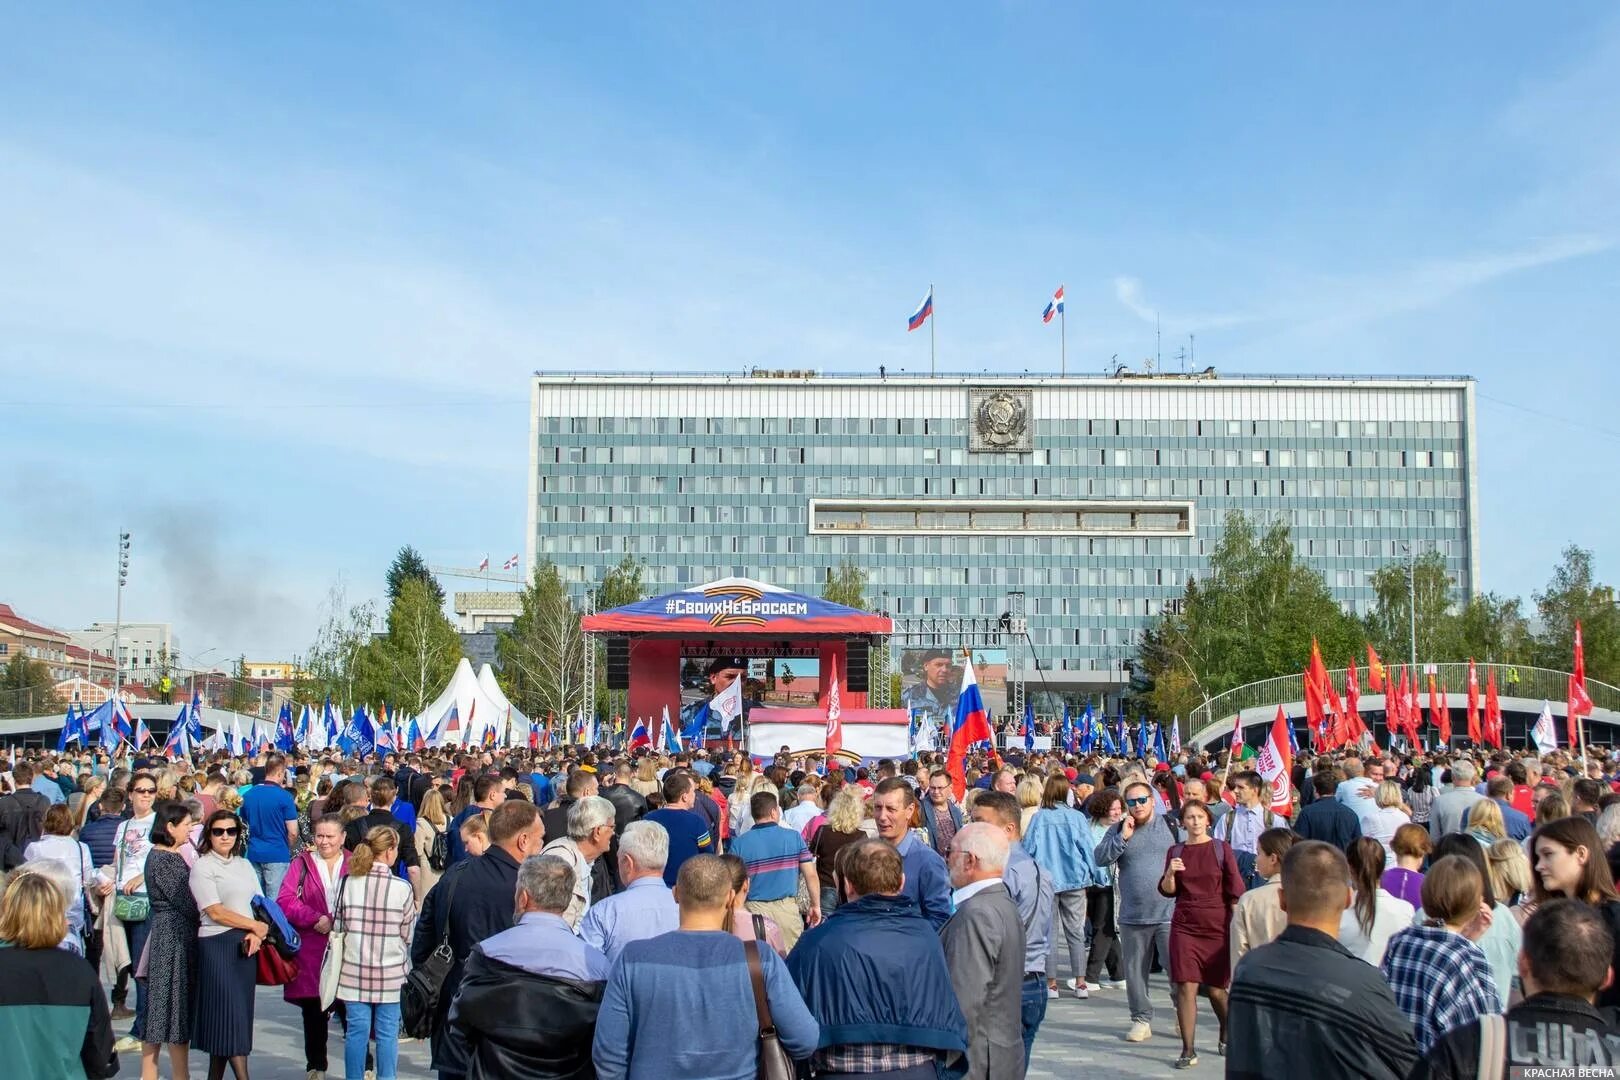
left=1475, top=1012, right=1505, bottom=1080
left=401, top=869, right=461, bottom=1038
left=111, top=826, right=149, bottom=923
left=319, top=878, right=347, bottom=1010
left=743, top=934, right=795, bottom=1080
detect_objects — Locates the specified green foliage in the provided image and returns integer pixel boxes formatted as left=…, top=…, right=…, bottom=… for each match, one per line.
left=221, top=655, right=256, bottom=714
left=1532, top=546, right=1620, bottom=683
left=822, top=560, right=869, bottom=610
left=1365, top=550, right=1460, bottom=665
left=363, top=576, right=464, bottom=713
left=1134, top=512, right=1362, bottom=720
left=386, top=545, right=444, bottom=607
left=592, top=554, right=648, bottom=614
left=293, top=584, right=378, bottom=708
left=0, top=654, right=57, bottom=717
left=498, top=559, right=589, bottom=721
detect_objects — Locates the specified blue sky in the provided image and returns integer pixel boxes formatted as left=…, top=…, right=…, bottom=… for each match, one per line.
left=3, top=4, right=1617, bottom=664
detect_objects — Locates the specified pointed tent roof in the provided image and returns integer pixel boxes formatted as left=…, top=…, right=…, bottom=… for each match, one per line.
left=581, top=576, right=891, bottom=636
left=417, top=657, right=509, bottom=746
left=477, top=663, right=529, bottom=745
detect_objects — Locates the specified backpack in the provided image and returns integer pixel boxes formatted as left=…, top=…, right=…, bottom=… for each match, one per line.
left=426, top=824, right=449, bottom=873
left=1215, top=807, right=1285, bottom=890
left=0, top=790, right=50, bottom=870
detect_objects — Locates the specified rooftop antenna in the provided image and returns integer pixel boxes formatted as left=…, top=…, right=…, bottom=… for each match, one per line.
left=1155, top=313, right=1162, bottom=369
left=1189, top=333, right=1195, bottom=372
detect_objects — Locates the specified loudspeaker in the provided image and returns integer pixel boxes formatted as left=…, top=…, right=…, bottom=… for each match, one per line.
left=606, top=638, right=630, bottom=690
left=845, top=639, right=869, bottom=692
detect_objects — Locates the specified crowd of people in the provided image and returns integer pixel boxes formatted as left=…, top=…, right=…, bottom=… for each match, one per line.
left=0, top=734, right=1616, bottom=1079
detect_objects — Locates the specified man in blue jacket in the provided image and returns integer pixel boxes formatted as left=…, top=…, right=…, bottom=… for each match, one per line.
left=788, top=838, right=968, bottom=1080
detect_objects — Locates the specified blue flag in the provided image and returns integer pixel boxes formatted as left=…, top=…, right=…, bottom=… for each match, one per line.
left=1024, top=699, right=1035, bottom=752
left=1153, top=720, right=1167, bottom=761
left=276, top=703, right=295, bottom=753
left=56, top=704, right=80, bottom=752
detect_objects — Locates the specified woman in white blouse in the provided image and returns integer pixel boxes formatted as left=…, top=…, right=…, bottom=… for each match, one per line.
left=1359, top=782, right=1412, bottom=869
left=1339, top=836, right=1415, bottom=965
left=189, top=810, right=270, bottom=1080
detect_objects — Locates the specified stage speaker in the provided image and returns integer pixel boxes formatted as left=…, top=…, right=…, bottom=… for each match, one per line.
left=845, top=639, right=869, bottom=692
left=606, top=638, right=630, bottom=690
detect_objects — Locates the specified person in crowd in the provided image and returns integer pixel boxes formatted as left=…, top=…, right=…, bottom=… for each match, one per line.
left=414, top=788, right=449, bottom=901
left=1380, top=854, right=1501, bottom=1055
left=278, top=813, right=352, bottom=1080
left=80, top=785, right=127, bottom=1000
left=1291, top=770, right=1362, bottom=850
left=190, top=809, right=271, bottom=1080
left=444, top=855, right=608, bottom=1079
left=1083, top=789, right=1125, bottom=989
left=138, top=800, right=199, bottom=1080
left=458, top=812, right=490, bottom=860
left=240, top=755, right=299, bottom=897
left=1432, top=833, right=1521, bottom=1006
left=940, top=822, right=1024, bottom=1080
left=445, top=775, right=503, bottom=868
left=1526, top=814, right=1620, bottom=1008
left=592, top=854, right=819, bottom=1080
left=1464, top=797, right=1509, bottom=850
left=344, top=777, right=422, bottom=895
left=538, top=794, right=616, bottom=929
left=1228, top=827, right=1294, bottom=968
left=0, top=873, right=118, bottom=1080
left=414, top=798, right=544, bottom=1077
left=781, top=783, right=821, bottom=834
left=111, top=770, right=160, bottom=1053
left=969, top=789, right=1054, bottom=1066
left=334, top=825, right=417, bottom=1080
left=643, top=770, right=714, bottom=887
left=0, top=762, right=54, bottom=872
left=717, top=852, right=788, bottom=957
left=579, top=820, right=679, bottom=965
left=871, top=777, right=951, bottom=929
left=729, top=790, right=821, bottom=950
left=809, top=788, right=867, bottom=915
left=1572, top=778, right=1605, bottom=823
left=787, top=838, right=969, bottom=1080
left=1025, top=773, right=1106, bottom=1000
left=1409, top=898, right=1620, bottom=1078
left=1486, top=838, right=1534, bottom=916
left=540, top=769, right=599, bottom=853
left=24, top=803, right=104, bottom=950
left=921, top=770, right=965, bottom=859
left=1094, top=778, right=1179, bottom=1042
left=1358, top=781, right=1411, bottom=868
left=1480, top=775, right=1533, bottom=841
left=1157, top=798, right=1243, bottom=1068
left=1404, top=764, right=1436, bottom=827
left=1338, top=835, right=1415, bottom=965
left=1429, top=760, right=1485, bottom=839
left=1334, top=757, right=1375, bottom=804
left=71, top=773, right=105, bottom=830
left=1226, top=840, right=1419, bottom=1079
left=628, top=758, right=659, bottom=799
left=1380, top=822, right=1431, bottom=909
left=601, top=761, right=651, bottom=832
left=1015, top=775, right=1042, bottom=835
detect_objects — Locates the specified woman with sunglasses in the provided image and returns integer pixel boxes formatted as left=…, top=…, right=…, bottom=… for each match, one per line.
left=110, top=771, right=161, bottom=1055
left=189, top=810, right=270, bottom=1080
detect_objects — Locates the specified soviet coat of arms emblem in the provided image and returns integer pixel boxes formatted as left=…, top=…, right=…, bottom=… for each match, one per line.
left=969, top=389, right=1032, bottom=452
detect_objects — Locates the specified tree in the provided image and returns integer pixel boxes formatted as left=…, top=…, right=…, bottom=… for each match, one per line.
left=1533, top=546, right=1620, bottom=684
left=365, top=576, right=463, bottom=713
left=0, top=654, right=56, bottom=717
left=822, top=560, right=868, bottom=610
left=1454, top=592, right=1533, bottom=666
left=1365, top=550, right=1460, bottom=667
left=294, top=583, right=378, bottom=707
left=498, top=560, right=589, bottom=722
left=386, top=546, right=444, bottom=607
left=222, top=655, right=257, bottom=714
left=592, top=554, right=648, bottom=613
left=1133, top=512, right=1362, bottom=721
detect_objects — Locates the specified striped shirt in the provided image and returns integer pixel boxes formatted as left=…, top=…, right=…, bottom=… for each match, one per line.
left=729, top=822, right=813, bottom=902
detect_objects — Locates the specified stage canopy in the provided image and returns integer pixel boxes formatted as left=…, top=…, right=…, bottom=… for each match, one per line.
left=581, top=576, right=892, bottom=636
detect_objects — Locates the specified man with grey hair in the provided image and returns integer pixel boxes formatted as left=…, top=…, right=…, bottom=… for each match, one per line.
left=541, top=794, right=617, bottom=928
left=580, top=820, right=680, bottom=964
left=941, top=822, right=1024, bottom=1080
left=1429, top=759, right=1485, bottom=840
left=444, top=854, right=609, bottom=1078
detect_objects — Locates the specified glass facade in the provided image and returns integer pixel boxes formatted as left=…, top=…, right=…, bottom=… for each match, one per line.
left=529, top=374, right=1477, bottom=687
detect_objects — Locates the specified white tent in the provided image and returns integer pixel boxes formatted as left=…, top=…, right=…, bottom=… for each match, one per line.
left=477, top=663, right=529, bottom=747
left=416, top=658, right=510, bottom=747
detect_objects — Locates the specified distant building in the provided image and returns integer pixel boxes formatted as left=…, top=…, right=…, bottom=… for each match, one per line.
left=54, top=676, right=152, bottom=707
left=242, top=660, right=306, bottom=682
left=453, top=591, right=522, bottom=633
left=70, top=622, right=180, bottom=686
left=1, top=603, right=112, bottom=683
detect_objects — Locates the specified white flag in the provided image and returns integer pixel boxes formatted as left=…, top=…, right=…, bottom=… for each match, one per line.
left=709, top=673, right=744, bottom=726
left=1531, top=701, right=1558, bottom=755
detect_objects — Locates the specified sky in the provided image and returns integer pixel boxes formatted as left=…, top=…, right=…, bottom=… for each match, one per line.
left=3, top=4, right=1618, bottom=667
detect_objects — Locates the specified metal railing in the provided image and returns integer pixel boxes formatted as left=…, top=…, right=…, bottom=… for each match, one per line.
left=1190, top=663, right=1620, bottom=745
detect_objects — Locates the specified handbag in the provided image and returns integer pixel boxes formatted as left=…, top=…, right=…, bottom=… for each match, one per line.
left=319, top=882, right=346, bottom=1010
left=401, top=871, right=461, bottom=1039
left=743, top=933, right=795, bottom=1080
left=255, top=944, right=299, bottom=986
left=111, top=830, right=149, bottom=923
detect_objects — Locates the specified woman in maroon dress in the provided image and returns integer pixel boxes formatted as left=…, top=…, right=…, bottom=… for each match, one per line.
left=1157, top=799, right=1244, bottom=1069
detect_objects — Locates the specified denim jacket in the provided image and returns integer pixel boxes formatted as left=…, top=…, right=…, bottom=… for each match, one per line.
left=1023, top=805, right=1108, bottom=893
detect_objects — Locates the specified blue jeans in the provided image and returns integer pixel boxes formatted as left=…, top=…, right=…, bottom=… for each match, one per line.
left=343, top=1000, right=399, bottom=1080
left=253, top=861, right=290, bottom=899
left=125, top=917, right=151, bottom=1041
left=1020, top=973, right=1048, bottom=1070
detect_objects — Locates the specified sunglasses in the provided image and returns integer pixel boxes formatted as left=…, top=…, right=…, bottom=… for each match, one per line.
left=132, top=787, right=157, bottom=795
left=210, top=826, right=240, bottom=837
left=1124, top=796, right=1152, bottom=808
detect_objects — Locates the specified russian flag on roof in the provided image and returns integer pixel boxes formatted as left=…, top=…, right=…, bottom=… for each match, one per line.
left=945, top=656, right=992, bottom=799
left=907, top=288, right=934, bottom=332
left=1042, top=284, right=1064, bottom=324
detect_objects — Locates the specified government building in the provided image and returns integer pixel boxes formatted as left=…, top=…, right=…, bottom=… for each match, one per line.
left=527, top=370, right=1479, bottom=703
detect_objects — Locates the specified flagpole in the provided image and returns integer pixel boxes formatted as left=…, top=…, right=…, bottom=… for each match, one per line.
left=929, top=282, right=936, bottom=376
left=1060, top=306, right=1066, bottom=377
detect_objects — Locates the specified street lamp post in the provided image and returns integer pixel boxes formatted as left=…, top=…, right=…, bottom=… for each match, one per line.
left=113, top=531, right=130, bottom=701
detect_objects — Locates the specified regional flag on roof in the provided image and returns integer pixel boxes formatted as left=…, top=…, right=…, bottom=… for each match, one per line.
left=1042, top=285, right=1064, bottom=324
left=907, top=288, right=934, bottom=332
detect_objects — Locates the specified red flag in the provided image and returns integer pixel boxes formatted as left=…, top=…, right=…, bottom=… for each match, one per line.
left=1304, top=668, right=1329, bottom=751
left=1388, top=666, right=1407, bottom=744
left=1229, top=709, right=1244, bottom=760
left=1466, top=659, right=1482, bottom=746
left=825, top=660, right=844, bottom=761
left=1366, top=646, right=1386, bottom=692
left=1345, top=658, right=1364, bottom=747
left=1256, top=706, right=1294, bottom=816
left=1308, top=639, right=1346, bottom=719
left=1570, top=620, right=1595, bottom=748
left=1438, top=682, right=1452, bottom=745
left=1408, top=668, right=1424, bottom=745
left=1484, top=668, right=1503, bottom=748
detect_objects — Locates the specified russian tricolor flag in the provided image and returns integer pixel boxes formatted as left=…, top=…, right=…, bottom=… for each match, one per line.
left=946, top=656, right=992, bottom=799
left=907, top=288, right=934, bottom=331
left=628, top=716, right=651, bottom=751
left=1042, top=285, right=1064, bottom=324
